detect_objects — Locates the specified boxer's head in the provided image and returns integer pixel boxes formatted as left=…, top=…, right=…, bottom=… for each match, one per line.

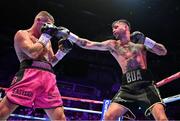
left=34, top=11, right=55, bottom=33
left=112, top=19, right=131, bottom=39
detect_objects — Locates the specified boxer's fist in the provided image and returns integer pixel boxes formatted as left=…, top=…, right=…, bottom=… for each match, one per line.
left=130, top=31, right=156, bottom=49
left=130, top=31, right=145, bottom=44
left=38, top=23, right=58, bottom=46
left=41, top=23, right=58, bottom=37
left=58, top=39, right=73, bottom=53
left=56, top=26, right=70, bottom=40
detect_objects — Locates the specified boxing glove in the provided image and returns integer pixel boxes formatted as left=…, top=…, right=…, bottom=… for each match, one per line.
left=130, top=31, right=156, bottom=49
left=58, top=39, right=73, bottom=53
left=37, top=23, right=59, bottom=46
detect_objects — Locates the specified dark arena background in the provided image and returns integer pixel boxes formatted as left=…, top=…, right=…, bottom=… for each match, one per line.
left=0, top=0, right=179, bottom=120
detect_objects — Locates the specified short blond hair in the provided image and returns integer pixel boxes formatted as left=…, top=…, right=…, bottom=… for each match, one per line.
left=35, top=11, right=54, bottom=23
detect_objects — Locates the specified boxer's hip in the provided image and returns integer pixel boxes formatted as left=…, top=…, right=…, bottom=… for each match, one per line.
left=121, top=68, right=154, bottom=85
left=20, top=59, right=54, bottom=73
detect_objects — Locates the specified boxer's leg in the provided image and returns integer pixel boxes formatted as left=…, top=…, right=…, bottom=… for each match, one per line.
left=104, top=102, right=128, bottom=120
left=0, top=96, right=19, bottom=119
left=44, top=106, right=66, bottom=120
left=151, top=103, right=168, bottom=121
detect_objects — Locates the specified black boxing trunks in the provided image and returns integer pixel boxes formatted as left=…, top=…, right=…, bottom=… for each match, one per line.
left=111, top=68, right=165, bottom=119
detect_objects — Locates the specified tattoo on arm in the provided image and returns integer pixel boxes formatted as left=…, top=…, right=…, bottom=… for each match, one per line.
left=78, top=40, right=104, bottom=48
left=94, top=43, right=104, bottom=47
left=79, top=40, right=88, bottom=46
left=109, top=47, right=117, bottom=54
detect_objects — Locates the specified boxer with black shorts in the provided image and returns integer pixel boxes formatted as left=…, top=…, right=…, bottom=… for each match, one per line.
left=59, top=19, right=168, bottom=120
left=0, top=11, right=72, bottom=120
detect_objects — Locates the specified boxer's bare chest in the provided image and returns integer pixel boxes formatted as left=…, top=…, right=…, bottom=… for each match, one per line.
left=111, top=42, right=146, bottom=72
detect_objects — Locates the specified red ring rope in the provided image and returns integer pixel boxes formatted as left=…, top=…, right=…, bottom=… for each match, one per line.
left=155, top=72, right=180, bottom=87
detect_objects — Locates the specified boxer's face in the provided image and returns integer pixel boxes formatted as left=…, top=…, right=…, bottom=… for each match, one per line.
left=112, top=22, right=127, bottom=39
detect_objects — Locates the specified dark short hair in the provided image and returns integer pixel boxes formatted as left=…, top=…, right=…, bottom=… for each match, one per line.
left=112, top=19, right=131, bottom=30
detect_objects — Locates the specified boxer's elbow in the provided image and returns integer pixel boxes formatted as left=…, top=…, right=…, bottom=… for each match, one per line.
left=159, top=45, right=167, bottom=56
left=156, top=48, right=167, bottom=56
left=155, top=43, right=167, bottom=56
left=162, top=48, right=167, bottom=55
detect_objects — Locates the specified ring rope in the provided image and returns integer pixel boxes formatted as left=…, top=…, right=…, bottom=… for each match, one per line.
left=64, top=107, right=102, bottom=114
left=156, top=72, right=180, bottom=87
left=163, top=94, right=180, bottom=104
left=10, top=113, right=47, bottom=120
left=62, top=96, right=103, bottom=104
left=9, top=106, right=102, bottom=120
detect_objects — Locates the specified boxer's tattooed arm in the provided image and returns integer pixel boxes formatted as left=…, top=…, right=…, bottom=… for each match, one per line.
left=146, top=43, right=167, bottom=56
left=76, top=38, right=109, bottom=51
left=109, top=47, right=117, bottom=54
left=93, top=43, right=105, bottom=47
left=126, top=58, right=141, bottom=71
left=78, top=39, right=103, bottom=47
left=76, top=38, right=91, bottom=47
left=77, top=39, right=88, bottom=47
left=78, top=39, right=104, bottom=47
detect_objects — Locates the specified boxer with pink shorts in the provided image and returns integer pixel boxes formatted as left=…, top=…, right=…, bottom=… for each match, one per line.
left=0, top=11, right=69, bottom=120
left=6, top=60, right=63, bottom=108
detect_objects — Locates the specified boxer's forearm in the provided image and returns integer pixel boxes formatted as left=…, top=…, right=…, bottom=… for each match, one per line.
left=51, top=50, right=67, bottom=67
left=75, top=38, right=109, bottom=51
left=150, top=43, right=167, bottom=56
left=67, top=32, right=109, bottom=51
left=20, top=42, right=45, bottom=59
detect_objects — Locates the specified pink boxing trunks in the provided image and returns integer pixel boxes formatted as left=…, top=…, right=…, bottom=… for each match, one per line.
left=6, top=60, right=63, bottom=108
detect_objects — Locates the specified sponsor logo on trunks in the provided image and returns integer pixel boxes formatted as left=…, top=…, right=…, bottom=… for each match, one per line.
left=12, top=88, right=33, bottom=97
left=126, top=69, right=142, bottom=83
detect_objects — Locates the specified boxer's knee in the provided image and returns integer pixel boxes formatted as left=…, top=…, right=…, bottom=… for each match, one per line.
left=56, top=112, right=66, bottom=120
left=45, top=106, right=66, bottom=120
left=151, top=103, right=168, bottom=121
left=104, top=111, right=120, bottom=120
left=104, top=112, right=113, bottom=120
